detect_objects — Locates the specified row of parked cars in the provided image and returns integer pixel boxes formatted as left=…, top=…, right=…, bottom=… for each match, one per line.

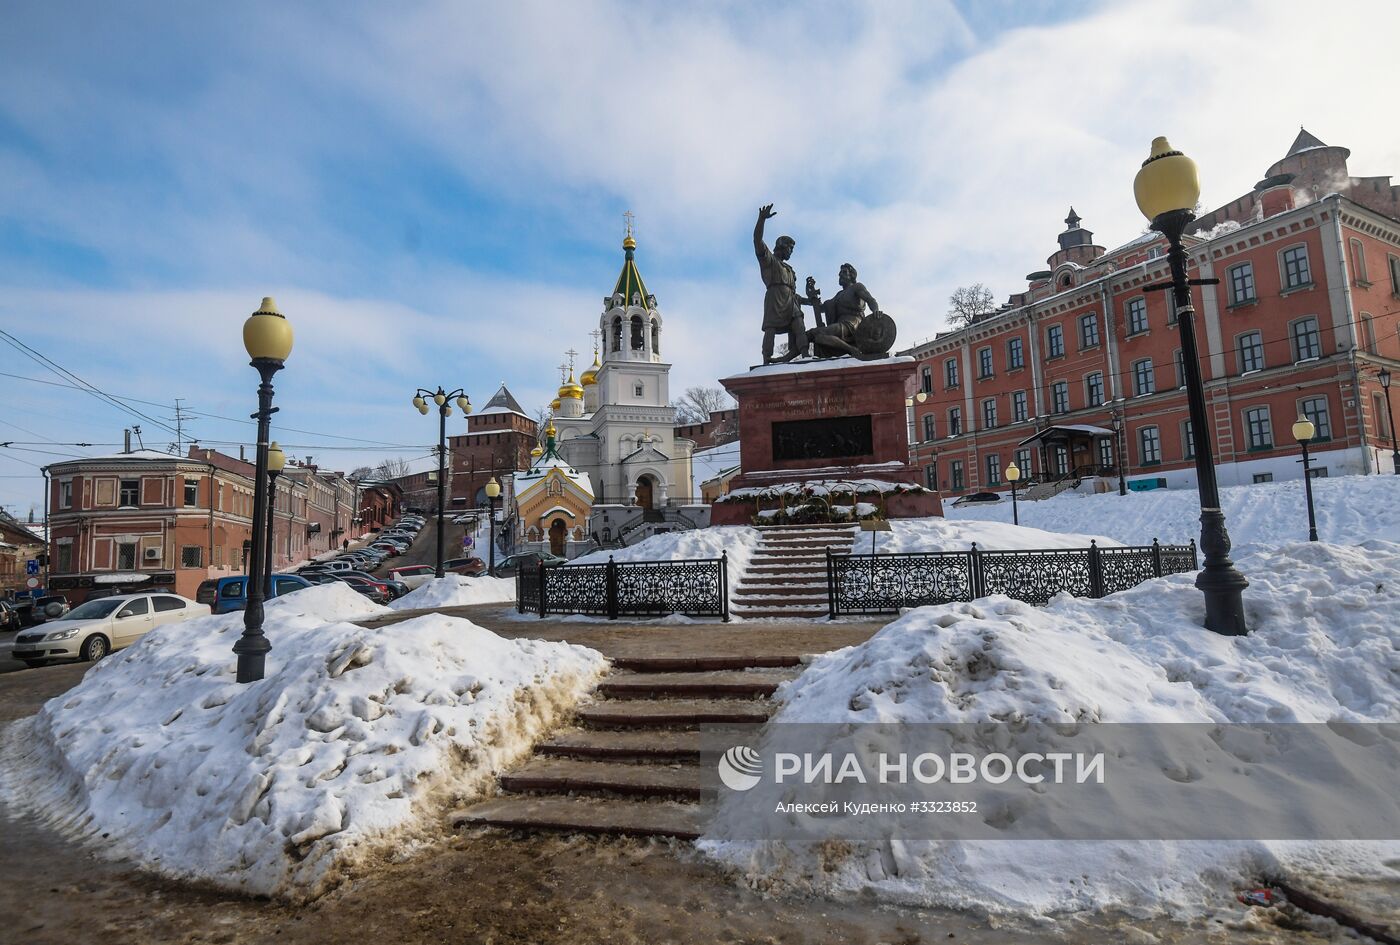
left=11, top=591, right=211, bottom=666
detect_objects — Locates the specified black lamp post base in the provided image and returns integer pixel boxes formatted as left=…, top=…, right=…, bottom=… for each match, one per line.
left=233, top=634, right=271, bottom=683
left=1195, top=508, right=1249, bottom=636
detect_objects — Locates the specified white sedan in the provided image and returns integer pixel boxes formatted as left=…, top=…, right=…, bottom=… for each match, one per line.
left=11, top=592, right=212, bottom=666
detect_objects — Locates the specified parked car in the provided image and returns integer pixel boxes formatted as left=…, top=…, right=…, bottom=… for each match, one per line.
left=16, top=594, right=71, bottom=627
left=194, top=574, right=314, bottom=614
left=388, top=564, right=437, bottom=589
left=441, top=556, right=488, bottom=577
left=0, top=600, right=21, bottom=632
left=492, top=551, right=567, bottom=577
left=334, top=570, right=407, bottom=599
left=334, top=575, right=392, bottom=604
left=12, top=592, right=211, bottom=665
left=368, top=542, right=403, bottom=556
left=951, top=491, right=1002, bottom=507
left=307, top=559, right=357, bottom=573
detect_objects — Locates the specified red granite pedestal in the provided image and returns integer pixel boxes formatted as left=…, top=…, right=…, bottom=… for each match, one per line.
left=712, top=357, right=943, bottom=526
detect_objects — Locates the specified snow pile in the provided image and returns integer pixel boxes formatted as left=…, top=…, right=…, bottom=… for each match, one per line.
left=719, top=477, right=927, bottom=503
left=878, top=517, right=1119, bottom=554
left=389, top=575, right=515, bottom=611
left=573, top=526, right=761, bottom=607
left=950, top=474, right=1400, bottom=553
left=700, top=540, right=1400, bottom=916
left=0, top=583, right=606, bottom=900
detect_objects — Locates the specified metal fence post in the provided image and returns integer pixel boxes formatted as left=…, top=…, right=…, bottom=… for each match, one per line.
left=826, top=547, right=837, bottom=619
left=1088, top=540, right=1104, bottom=598
left=720, top=551, right=730, bottom=622
left=1152, top=538, right=1163, bottom=577
left=537, top=560, right=548, bottom=618
left=1189, top=538, right=1198, bottom=570
left=606, top=555, right=618, bottom=621
left=969, top=543, right=982, bottom=600
left=516, top=566, right=524, bottom=614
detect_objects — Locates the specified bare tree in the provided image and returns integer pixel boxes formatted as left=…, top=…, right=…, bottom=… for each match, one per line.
left=947, top=283, right=996, bottom=327
left=670, top=386, right=734, bottom=424
left=347, top=465, right=373, bottom=481
left=374, top=457, right=412, bottom=480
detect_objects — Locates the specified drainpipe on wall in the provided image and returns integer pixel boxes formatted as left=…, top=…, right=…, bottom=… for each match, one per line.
left=1327, top=196, right=1370, bottom=474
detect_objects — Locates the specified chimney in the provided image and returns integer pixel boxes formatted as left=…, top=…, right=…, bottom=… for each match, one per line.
left=123, top=428, right=132, bottom=453
left=239, top=445, right=246, bottom=462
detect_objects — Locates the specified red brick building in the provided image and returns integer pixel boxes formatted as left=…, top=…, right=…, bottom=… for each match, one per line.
left=904, top=130, right=1400, bottom=499
left=675, top=408, right=739, bottom=449
left=447, top=384, right=537, bottom=509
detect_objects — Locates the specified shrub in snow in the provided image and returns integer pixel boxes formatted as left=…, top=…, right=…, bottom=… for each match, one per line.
left=700, top=541, right=1400, bottom=917
left=0, top=583, right=606, bottom=900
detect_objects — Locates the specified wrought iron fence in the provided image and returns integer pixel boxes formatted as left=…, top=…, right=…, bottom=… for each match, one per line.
left=829, top=539, right=1196, bottom=616
left=516, top=554, right=729, bottom=621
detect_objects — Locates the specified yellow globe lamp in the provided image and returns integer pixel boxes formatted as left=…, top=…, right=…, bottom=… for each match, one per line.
left=1005, top=462, right=1021, bottom=483
left=1292, top=414, right=1315, bottom=443
left=413, top=395, right=428, bottom=414
left=266, top=441, right=286, bottom=473
left=242, top=296, right=293, bottom=363
left=484, top=477, right=501, bottom=499
left=433, top=390, right=447, bottom=407
left=456, top=395, right=471, bottom=414
left=1133, top=137, right=1201, bottom=222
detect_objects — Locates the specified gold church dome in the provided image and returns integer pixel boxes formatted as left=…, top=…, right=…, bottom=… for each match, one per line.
left=558, top=369, right=584, bottom=400
left=580, top=350, right=600, bottom=387
left=550, top=396, right=561, bottom=411
left=530, top=445, right=543, bottom=459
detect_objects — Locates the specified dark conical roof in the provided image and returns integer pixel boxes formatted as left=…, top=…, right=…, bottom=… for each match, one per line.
left=612, top=236, right=651, bottom=307
left=480, top=384, right=526, bottom=415
left=1286, top=127, right=1328, bottom=156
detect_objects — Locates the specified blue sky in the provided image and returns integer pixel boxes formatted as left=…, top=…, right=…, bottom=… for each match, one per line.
left=1, top=0, right=1394, bottom=515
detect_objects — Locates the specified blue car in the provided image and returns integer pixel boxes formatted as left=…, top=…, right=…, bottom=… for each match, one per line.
left=195, top=574, right=313, bottom=614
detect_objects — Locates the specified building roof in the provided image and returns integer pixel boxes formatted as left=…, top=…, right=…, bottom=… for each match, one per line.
left=1285, top=127, right=1328, bottom=156
left=612, top=236, right=651, bottom=307
left=477, top=383, right=528, bottom=417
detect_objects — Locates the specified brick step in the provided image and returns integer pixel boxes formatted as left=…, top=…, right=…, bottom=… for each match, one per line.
left=452, top=796, right=702, bottom=840
left=750, top=551, right=829, bottom=561
left=599, top=669, right=797, bottom=697
left=578, top=698, right=773, bottom=727
left=609, top=654, right=803, bottom=672
left=757, top=524, right=859, bottom=533
left=499, top=757, right=703, bottom=800
left=733, top=584, right=827, bottom=597
left=730, top=605, right=829, bottom=619
left=758, top=536, right=854, bottom=546
left=537, top=729, right=702, bottom=761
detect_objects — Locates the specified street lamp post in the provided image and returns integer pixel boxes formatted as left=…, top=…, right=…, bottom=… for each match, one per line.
left=1134, top=137, right=1248, bottom=635
left=1380, top=367, right=1399, bottom=475
left=263, top=441, right=285, bottom=597
left=413, top=387, right=472, bottom=578
left=234, top=298, right=293, bottom=683
left=1292, top=415, right=1319, bottom=542
left=485, top=477, right=502, bottom=574
left=1005, top=461, right=1021, bottom=526
left=1111, top=408, right=1128, bottom=496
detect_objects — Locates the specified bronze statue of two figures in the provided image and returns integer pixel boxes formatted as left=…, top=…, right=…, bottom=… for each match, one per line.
left=754, top=203, right=898, bottom=364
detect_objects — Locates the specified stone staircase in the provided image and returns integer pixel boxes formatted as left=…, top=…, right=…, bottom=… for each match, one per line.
left=729, top=523, right=858, bottom=619
left=452, top=655, right=800, bottom=840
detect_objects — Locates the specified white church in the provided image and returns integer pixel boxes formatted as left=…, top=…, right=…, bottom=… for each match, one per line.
left=544, top=228, right=701, bottom=547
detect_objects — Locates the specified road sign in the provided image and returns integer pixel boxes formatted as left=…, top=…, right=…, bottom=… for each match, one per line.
left=26, top=577, right=39, bottom=589
left=25, top=559, right=39, bottom=575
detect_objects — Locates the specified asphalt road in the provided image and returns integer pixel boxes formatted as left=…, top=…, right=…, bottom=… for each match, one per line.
left=370, top=514, right=468, bottom=574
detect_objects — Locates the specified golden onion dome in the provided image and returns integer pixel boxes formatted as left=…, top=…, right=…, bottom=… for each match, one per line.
left=580, top=351, right=600, bottom=387
left=530, top=445, right=543, bottom=459
left=558, top=369, right=584, bottom=400
left=550, top=396, right=561, bottom=411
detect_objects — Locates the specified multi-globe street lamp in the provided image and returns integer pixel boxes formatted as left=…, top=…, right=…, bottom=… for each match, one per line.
left=1005, top=461, right=1021, bottom=526
left=1134, top=137, right=1248, bottom=635
left=484, top=476, right=502, bottom=574
left=1380, top=367, right=1398, bottom=475
left=263, top=441, right=285, bottom=596
left=234, top=297, right=293, bottom=683
left=413, top=387, right=472, bottom=578
left=1292, top=415, right=1319, bottom=542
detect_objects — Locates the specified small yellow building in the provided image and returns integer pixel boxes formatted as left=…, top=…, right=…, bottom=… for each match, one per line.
left=513, top=422, right=594, bottom=558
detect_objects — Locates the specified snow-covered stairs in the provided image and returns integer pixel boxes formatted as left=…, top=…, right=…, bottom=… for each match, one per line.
left=729, top=523, right=858, bottom=619
left=451, top=655, right=800, bottom=840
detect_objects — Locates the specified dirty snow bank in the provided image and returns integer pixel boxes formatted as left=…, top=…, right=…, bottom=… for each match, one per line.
left=700, top=540, right=1400, bottom=916
left=389, top=575, right=515, bottom=611
left=0, top=583, right=606, bottom=900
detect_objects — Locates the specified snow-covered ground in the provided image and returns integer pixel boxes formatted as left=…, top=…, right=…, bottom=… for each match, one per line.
left=877, top=517, right=1119, bottom=554
left=0, top=584, right=605, bottom=900
left=700, top=539, right=1400, bottom=916
left=388, top=575, right=516, bottom=611
left=950, top=474, right=1400, bottom=553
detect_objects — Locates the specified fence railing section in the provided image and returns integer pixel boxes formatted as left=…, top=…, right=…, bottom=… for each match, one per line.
left=828, top=539, right=1196, bottom=616
left=516, top=553, right=729, bottom=621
